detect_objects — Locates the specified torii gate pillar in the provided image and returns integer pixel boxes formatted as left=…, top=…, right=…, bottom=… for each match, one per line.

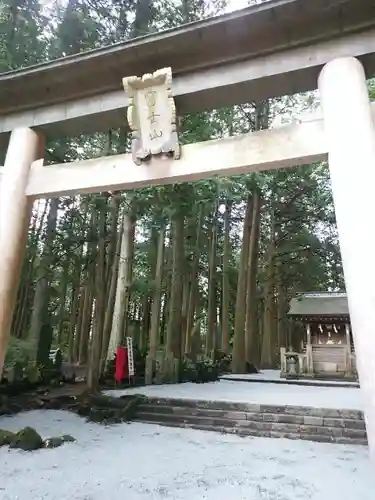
left=0, top=128, right=44, bottom=375
left=319, top=57, right=375, bottom=458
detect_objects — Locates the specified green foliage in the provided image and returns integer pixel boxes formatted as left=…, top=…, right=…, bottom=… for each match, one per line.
left=180, top=357, right=221, bottom=383
left=4, top=338, right=33, bottom=368
left=369, top=79, right=375, bottom=101
left=0, top=0, right=49, bottom=71
left=3, top=336, right=62, bottom=385
left=212, top=349, right=233, bottom=373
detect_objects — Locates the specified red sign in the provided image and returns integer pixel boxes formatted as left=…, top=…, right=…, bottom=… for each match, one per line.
left=115, top=346, right=129, bottom=382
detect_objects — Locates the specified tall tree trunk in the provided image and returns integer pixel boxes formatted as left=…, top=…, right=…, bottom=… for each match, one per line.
left=101, top=222, right=123, bottom=365
left=166, top=213, right=184, bottom=358
left=277, top=282, right=288, bottom=351
left=261, top=239, right=276, bottom=368
left=205, top=207, right=217, bottom=356
left=149, top=225, right=165, bottom=355
left=185, top=205, right=203, bottom=354
left=78, top=286, right=93, bottom=365
left=245, top=191, right=261, bottom=365
left=73, top=287, right=85, bottom=362
left=67, top=286, right=78, bottom=363
left=13, top=200, right=48, bottom=338
left=160, top=291, right=168, bottom=346
left=143, top=222, right=160, bottom=344
left=107, top=212, right=135, bottom=360
left=181, top=280, right=189, bottom=357
left=78, top=206, right=97, bottom=366
left=87, top=197, right=107, bottom=391
left=57, top=263, right=69, bottom=345
left=28, top=198, right=59, bottom=362
left=105, top=193, right=120, bottom=289
left=232, top=194, right=253, bottom=373
left=140, top=294, right=150, bottom=350
left=221, top=199, right=232, bottom=353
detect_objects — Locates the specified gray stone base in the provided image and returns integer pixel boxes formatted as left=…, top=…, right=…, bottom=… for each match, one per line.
left=133, top=397, right=367, bottom=446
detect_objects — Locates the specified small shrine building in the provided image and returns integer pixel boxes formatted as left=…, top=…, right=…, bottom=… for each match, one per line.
left=280, top=292, right=356, bottom=379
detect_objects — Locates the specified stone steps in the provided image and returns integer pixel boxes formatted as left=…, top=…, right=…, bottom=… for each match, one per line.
left=133, top=397, right=367, bottom=446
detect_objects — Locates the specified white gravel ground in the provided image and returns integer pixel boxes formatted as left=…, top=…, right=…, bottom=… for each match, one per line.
left=0, top=409, right=372, bottom=500
left=104, top=379, right=364, bottom=410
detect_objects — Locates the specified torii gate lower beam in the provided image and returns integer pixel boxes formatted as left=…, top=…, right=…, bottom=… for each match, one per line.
left=1, top=104, right=375, bottom=198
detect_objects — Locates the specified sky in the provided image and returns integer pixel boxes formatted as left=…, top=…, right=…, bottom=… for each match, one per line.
left=225, top=0, right=252, bottom=12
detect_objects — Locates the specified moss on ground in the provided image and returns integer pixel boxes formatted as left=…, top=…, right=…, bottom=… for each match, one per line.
left=9, top=426, right=44, bottom=451
left=0, top=429, right=16, bottom=446
left=0, top=426, right=76, bottom=451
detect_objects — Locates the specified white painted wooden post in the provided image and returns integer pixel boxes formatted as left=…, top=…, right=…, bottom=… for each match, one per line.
left=344, top=323, right=351, bottom=346
left=306, top=323, right=311, bottom=345
left=319, top=56, right=375, bottom=461
left=305, top=323, right=313, bottom=375
left=344, top=323, right=353, bottom=375
left=280, top=347, right=286, bottom=376
left=0, top=128, right=44, bottom=376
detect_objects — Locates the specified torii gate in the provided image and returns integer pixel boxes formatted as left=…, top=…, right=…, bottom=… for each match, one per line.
left=1, top=0, right=375, bottom=458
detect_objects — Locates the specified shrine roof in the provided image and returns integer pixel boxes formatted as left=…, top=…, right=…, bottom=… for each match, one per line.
left=0, top=0, right=375, bottom=119
left=288, top=292, right=349, bottom=317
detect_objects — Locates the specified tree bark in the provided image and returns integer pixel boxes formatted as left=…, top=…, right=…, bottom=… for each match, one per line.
left=149, top=225, right=165, bottom=355
left=221, top=199, right=232, bottom=353
left=101, top=220, right=122, bottom=365
left=245, top=191, right=261, bottom=365
left=232, top=194, right=253, bottom=373
left=205, top=207, right=217, bottom=356
left=87, top=197, right=107, bottom=391
left=166, top=213, right=184, bottom=358
left=28, top=198, right=59, bottom=362
left=261, top=233, right=277, bottom=369
left=72, top=287, right=85, bottom=362
left=107, top=212, right=135, bottom=360
left=185, top=205, right=203, bottom=354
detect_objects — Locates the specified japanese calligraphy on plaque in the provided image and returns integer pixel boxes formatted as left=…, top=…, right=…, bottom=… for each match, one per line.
left=123, top=67, right=181, bottom=165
